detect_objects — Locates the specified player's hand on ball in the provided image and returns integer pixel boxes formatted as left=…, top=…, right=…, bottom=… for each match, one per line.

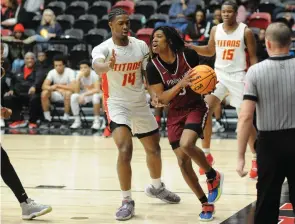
left=108, top=49, right=116, bottom=70
left=236, top=156, right=248, bottom=178
left=178, top=72, right=193, bottom=88
left=1, top=107, right=12, bottom=119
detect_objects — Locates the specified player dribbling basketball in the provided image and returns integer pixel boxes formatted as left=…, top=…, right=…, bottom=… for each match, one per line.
left=187, top=0, right=259, bottom=179
left=91, top=8, right=180, bottom=221
left=146, top=26, right=223, bottom=222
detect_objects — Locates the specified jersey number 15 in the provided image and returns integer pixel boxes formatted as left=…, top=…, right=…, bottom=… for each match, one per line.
left=222, top=49, right=235, bottom=60
left=122, top=72, right=136, bottom=86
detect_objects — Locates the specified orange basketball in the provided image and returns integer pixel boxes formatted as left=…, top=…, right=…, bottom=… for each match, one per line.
left=190, top=65, right=217, bottom=95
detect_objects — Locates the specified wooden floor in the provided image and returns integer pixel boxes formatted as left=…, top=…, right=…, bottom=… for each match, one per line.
left=0, top=134, right=257, bottom=224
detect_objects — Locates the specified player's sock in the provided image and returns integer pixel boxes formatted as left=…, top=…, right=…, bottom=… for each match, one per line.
left=199, top=195, right=208, bottom=204
left=122, top=190, right=132, bottom=201
left=252, top=153, right=257, bottom=160
left=44, top=111, right=51, bottom=121
left=202, top=148, right=210, bottom=156
left=94, top=115, right=100, bottom=122
left=63, top=113, right=70, bottom=121
left=151, top=178, right=162, bottom=189
left=74, top=115, right=81, bottom=122
left=205, top=168, right=217, bottom=180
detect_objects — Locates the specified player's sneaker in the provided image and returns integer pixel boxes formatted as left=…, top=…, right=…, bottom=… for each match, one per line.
left=199, top=203, right=214, bottom=221
left=70, top=120, right=81, bottom=129
left=199, top=153, right=215, bottom=175
left=21, top=198, right=52, bottom=220
left=207, top=171, right=224, bottom=203
left=91, top=119, right=100, bottom=131
left=115, top=199, right=135, bottom=221
left=249, top=160, right=258, bottom=179
left=212, top=121, right=225, bottom=133
left=145, top=182, right=181, bottom=204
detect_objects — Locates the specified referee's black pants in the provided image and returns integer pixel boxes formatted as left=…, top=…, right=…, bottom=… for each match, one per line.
left=255, top=129, right=295, bottom=224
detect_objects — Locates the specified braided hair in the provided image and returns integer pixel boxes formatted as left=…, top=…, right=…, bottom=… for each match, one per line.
left=149, top=26, right=185, bottom=59
left=108, top=8, right=128, bottom=22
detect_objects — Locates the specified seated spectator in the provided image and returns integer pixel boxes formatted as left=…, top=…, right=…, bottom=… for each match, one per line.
left=168, top=0, right=197, bottom=19
left=70, top=60, right=101, bottom=130
left=1, top=0, right=20, bottom=28
left=2, top=24, right=27, bottom=74
left=204, top=8, right=222, bottom=38
left=23, top=9, right=62, bottom=44
left=1, top=52, right=41, bottom=129
left=256, top=28, right=268, bottom=62
left=184, top=9, right=206, bottom=41
left=40, top=55, right=74, bottom=129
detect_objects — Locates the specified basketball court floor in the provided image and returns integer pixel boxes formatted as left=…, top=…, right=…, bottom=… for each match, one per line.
left=0, top=133, right=293, bottom=224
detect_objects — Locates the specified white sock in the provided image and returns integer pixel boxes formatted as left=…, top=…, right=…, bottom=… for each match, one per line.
left=151, top=178, right=162, bottom=189
left=202, top=148, right=210, bottom=155
left=63, top=113, right=70, bottom=121
left=122, top=190, right=132, bottom=200
left=44, top=111, right=51, bottom=121
left=74, top=115, right=81, bottom=122
left=252, top=153, right=257, bottom=160
left=94, top=115, right=100, bottom=122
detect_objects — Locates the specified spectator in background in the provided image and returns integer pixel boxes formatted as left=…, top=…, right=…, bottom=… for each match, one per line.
left=2, top=24, right=27, bottom=74
left=168, top=0, right=197, bottom=19
left=203, top=8, right=222, bottom=39
left=70, top=60, right=101, bottom=130
left=23, top=9, right=62, bottom=44
left=40, top=55, right=74, bottom=129
left=256, top=28, right=268, bottom=62
left=184, top=9, right=206, bottom=41
left=1, top=52, right=39, bottom=129
left=1, top=0, right=20, bottom=28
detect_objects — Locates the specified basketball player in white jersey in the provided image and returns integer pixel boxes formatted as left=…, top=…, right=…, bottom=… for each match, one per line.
left=187, top=0, right=258, bottom=178
left=91, top=8, right=180, bottom=221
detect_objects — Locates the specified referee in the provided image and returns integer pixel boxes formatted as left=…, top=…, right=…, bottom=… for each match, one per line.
left=236, top=22, right=295, bottom=224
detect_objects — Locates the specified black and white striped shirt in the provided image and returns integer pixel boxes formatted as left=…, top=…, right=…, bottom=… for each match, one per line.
left=244, top=55, right=295, bottom=131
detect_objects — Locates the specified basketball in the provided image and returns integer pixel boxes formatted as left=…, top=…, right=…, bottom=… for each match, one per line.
left=190, top=65, right=217, bottom=95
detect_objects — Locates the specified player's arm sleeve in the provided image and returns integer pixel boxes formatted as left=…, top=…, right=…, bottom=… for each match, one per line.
left=140, top=41, right=150, bottom=71
left=69, top=69, right=76, bottom=82
left=146, top=62, right=163, bottom=85
left=184, top=48, right=200, bottom=67
left=243, top=67, right=258, bottom=102
left=91, top=45, right=108, bottom=66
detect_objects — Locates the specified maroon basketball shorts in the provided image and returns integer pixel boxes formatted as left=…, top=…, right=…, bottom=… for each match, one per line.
left=167, top=105, right=209, bottom=150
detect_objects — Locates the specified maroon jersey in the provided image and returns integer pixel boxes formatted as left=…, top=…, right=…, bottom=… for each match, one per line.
left=151, top=52, right=204, bottom=109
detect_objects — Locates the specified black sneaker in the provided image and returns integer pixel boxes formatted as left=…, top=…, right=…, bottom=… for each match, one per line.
left=39, top=120, right=54, bottom=129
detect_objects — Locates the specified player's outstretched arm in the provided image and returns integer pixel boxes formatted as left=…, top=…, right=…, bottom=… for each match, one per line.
left=93, top=49, right=116, bottom=75
left=186, top=26, right=216, bottom=57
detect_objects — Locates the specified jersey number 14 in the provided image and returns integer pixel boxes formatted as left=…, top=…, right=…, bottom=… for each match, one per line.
left=122, top=72, right=136, bottom=86
left=222, top=49, right=235, bottom=60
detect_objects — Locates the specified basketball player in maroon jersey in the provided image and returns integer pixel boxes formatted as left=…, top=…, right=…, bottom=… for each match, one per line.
left=187, top=0, right=258, bottom=179
left=146, top=26, right=224, bottom=222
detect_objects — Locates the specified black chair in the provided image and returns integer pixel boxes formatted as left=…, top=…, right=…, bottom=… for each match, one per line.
left=57, top=14, right=75, bottom=31
left=129, top=14, right=145, bottom=33
left=135, top=1, right=157, bottom=19
left=258, top=3, right=276, bottom=15
left=73, top=14, right=98, bottom=33
left=88, top=1, right=112, bottom=19
left=24, top=29, right=36, bottom=37
left=97, top=15, right=110, bottom=31
left=157, top=0, right=171, bottom=14
left=25, top=14, right=42, bottom=29
left=64, top=28, right=84, bottom=40
left=45, top=44, right=68, bottom=63
left=65, top=1, right=89, bottom=19
left=47, top=1, right=66, bottom=16
left=68, top=44, right=90, bottom=69
left=146, top=13, right=168, bottom=28
left=84, top=28, right=108, bottom=48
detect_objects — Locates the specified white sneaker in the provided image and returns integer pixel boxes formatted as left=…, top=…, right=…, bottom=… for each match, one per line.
left=21, top=198, right=52, bottom=220
left=91, top=119, right=100, bottom=130
left=70, top=120, right=81, bottom=129
left=1, top=119, right=5, bottom=128
left=212, top=121, right=225, bottom=133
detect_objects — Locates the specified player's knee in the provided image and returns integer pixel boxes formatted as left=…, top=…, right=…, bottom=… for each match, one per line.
left=145, top=145, right=161, bottom=156
left=177, top=155, right=191, bottom=169
left=179, top=141, right=195, bottom=156
left=64, top=91, right=72, bottom=100
left=41, top=90, right=50, bottom=99
left=71, top=93, right=79, bottom=103
left=92, top=93, right=100, bottom=105
left=118, top=147, right=133, bottom=163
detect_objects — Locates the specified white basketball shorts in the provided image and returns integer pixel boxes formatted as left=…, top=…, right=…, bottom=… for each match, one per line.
left=212, top=69, right=246, bottom=109
left=107, top=102, right=158, bottom=135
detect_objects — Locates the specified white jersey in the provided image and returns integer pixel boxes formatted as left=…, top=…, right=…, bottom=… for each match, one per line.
left=215, top=22, right=247, bottom=73
left=78, top=71, right=98, bottom=91
left=91, top=37, right=149, bottom=107
left=46, top=67, right=75, bottom=85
